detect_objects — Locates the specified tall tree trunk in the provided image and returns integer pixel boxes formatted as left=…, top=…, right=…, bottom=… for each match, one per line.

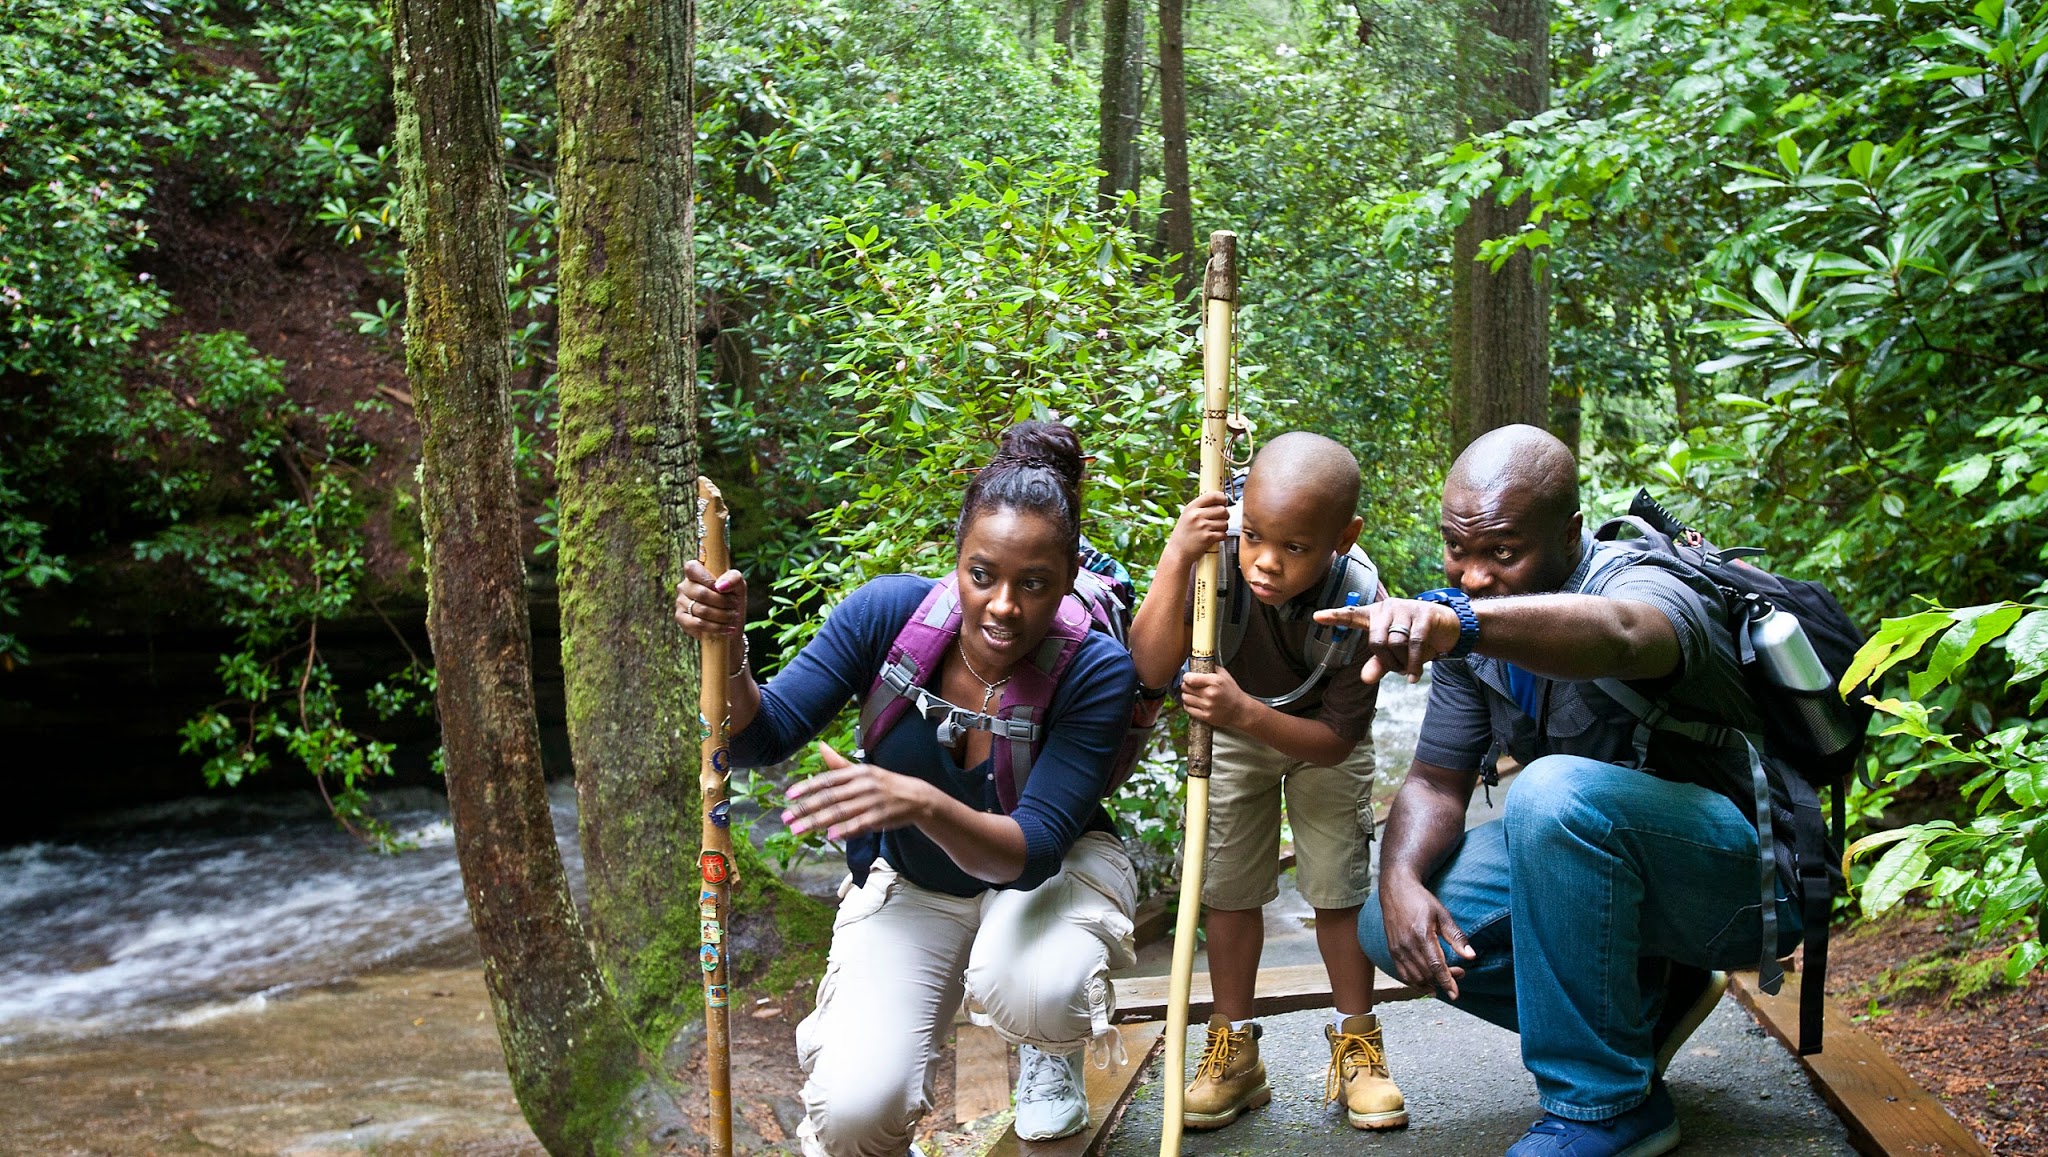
left=393, top=0, right=686, bottom=1150
left=1095, top=0, right=1132, bottom=211
left=1449, top=0, right=1551, bottom=452
left=1116, top=0, right=1146, bottom=224
left=1158, top=0, right=1193, bottom=300
left=554, top=0, right=706, bottom=1049
left=554, top=0, right=832, bottom=1068
left=1055, top=0, right=1085, bottom=48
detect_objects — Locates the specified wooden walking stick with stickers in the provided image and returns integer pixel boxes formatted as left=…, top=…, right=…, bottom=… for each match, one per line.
left=696, top=477, right=736, bottom=1157
left=1161, top=231, right=1237, bottom=1157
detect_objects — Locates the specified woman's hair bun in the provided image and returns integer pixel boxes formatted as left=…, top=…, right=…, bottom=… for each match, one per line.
left=955, top=420, right=1087, bottom=554
left=990, top=420, right=1084, bottom=491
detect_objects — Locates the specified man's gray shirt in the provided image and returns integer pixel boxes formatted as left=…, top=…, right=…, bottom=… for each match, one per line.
left=1413, top=531, right=1765, bottom=816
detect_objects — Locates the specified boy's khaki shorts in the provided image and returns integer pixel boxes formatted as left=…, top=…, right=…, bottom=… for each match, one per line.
left=1198, top=727, right=1376, bottom=911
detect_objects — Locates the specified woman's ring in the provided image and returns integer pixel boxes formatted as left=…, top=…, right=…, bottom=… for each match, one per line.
left=685, top=597, right=698, bottom=617
left=1387, top=627, right=1408, bottom=638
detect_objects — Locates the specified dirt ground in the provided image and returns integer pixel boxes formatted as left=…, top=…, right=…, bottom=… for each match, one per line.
left=6, top=912, right=2044, bottom=1155
left=0, top=963, right=1006, bottom=1157
left=1826, top=910, right=2048, bottom=1156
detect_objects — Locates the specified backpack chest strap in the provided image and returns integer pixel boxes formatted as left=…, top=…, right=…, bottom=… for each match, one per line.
left=866, top=662, right=1042, bottom=745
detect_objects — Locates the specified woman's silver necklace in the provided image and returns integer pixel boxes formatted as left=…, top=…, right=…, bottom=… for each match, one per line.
left=957, top=640, right=1012, bottom=714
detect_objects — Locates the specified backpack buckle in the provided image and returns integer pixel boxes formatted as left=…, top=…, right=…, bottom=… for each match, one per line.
left=934, top=707, right=982, bottom=747
left=991, top=716, right=1040, bottom=742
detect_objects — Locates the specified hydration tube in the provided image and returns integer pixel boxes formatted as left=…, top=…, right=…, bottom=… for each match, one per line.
left=1253, top=589, right=1361, bottom=708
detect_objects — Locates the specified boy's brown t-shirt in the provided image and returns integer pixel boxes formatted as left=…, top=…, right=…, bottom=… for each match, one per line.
left=1222, top=586, right=1379, bottom=746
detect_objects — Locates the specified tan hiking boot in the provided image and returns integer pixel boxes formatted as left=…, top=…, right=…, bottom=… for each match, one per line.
left=1183, top=1014, right=1271, bottom=1130
left=1326, top=1013, right=1407, bottom=1130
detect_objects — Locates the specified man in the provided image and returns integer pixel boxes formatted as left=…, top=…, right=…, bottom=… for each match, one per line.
left=1312, top=425, right=1799, bottom=1157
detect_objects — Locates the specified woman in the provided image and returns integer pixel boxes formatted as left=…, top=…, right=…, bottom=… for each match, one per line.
left=675, top=421, right=1140, bottom=1157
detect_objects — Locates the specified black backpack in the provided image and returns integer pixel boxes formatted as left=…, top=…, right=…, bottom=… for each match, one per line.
left=1591, top=489, right=1872, bottom=1055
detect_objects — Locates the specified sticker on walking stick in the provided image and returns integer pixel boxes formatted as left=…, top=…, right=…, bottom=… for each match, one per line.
left=709, top=799, right=731, bottom=828
left=699, top=850, right=729, bottom=884
left=700, top=895, right=718, bottom=921
left=707, top=984, right=728, bottom=1008
left=711, top=748, right=730, bottom=774
left=701, top=943, right=721, bottom=973
left=701, top=918, right=723, bottom=944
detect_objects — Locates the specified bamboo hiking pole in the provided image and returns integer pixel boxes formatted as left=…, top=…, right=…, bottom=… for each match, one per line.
left=1161, top=231, right=1237, bottom=1157
left=696, top=477, right=736, bottom=1157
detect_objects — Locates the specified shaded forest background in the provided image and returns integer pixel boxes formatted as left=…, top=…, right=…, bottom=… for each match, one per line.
left=4, top=0, right=2046, bottom=1002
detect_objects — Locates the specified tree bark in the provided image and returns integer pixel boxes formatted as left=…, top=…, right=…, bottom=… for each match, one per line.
left=1116, top=0, right=1147, bottom=226
left=1449, top=0, right=1551, bottom=452
left=554, top=0, right=832, bottom=1069
left=1661, top=299, right=1692, bottom=429
left=1095, top=0, right=1133, bottom=211
left=553, top=0, right=707, bottom=1050
left=392, top=0, right=684, bottom=1150
left=1158, top=0, right=1193, bottom=300
left=1055, top=0, right=1085, bottom=48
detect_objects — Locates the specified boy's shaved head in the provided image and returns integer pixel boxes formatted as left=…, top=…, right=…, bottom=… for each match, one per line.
left=1445, top=424, right=1578, bottom=534
left=1249, top=432, right=1361, bottom=523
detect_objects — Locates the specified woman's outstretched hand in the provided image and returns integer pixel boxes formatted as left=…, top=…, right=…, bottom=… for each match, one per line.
left=675, top=558, right=747, bottom=639
left=784, top=743, right=936, bottom=841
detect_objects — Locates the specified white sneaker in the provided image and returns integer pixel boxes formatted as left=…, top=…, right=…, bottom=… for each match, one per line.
left=1014, top=1043, right=1088, bottom=1140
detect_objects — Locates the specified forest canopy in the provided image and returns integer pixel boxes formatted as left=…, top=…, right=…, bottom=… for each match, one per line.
left=3, top=0, right=2045, bottom=972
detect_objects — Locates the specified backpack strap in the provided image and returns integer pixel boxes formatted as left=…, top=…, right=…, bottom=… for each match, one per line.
left=857, top=575, right=1095, bottom=813
left=1594, top=514, right=1678, bottom=557
left=856, top=578, right=961, bottom=759
left=1594, top=678, right=1786, bottom=1001
left=992, top=595, right=1092, bottom=810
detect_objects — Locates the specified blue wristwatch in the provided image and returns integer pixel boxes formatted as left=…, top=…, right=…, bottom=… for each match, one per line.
left=1416, top=588, right=1480, bottom=659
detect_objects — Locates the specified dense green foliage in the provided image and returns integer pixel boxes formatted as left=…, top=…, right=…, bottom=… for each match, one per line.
left=1, top=0, right=430, bottom=834
left=4, top=0, right=2044, bottom=964
left=1390, top=0, right=2047, bottom=972
left=0, top=1, right=171, bottom=659
left=1843, top=597, right=2047, bottom=981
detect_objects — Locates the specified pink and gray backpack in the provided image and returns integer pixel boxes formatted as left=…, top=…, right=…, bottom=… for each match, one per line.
left=854, top=545, right=1162, bottom=812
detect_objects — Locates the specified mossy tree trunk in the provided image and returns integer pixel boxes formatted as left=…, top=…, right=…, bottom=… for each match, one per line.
left=1055, top=0, right=1085, bottom=48
left=553, top=0, right=830, bottom=1070
left=392, top=0, right=691, bottom=1150
left=1095, top=0, right=1133, bottom=212
left=1157, top=0, right=1193, bottom=301
left=553, top=0, right=703, bottom=1053
left=1449, top=0, right=1551, bottom=452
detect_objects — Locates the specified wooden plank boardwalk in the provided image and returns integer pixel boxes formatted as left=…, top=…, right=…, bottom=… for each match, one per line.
left=1111, top=963, right=1419, bottom=1023
left=964, top=961, right=1417, bottom=1154
left=1729, top=971, right=1989, bottom=1157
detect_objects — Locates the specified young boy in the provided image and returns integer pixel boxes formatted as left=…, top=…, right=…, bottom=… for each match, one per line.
left=1130, top=431, right=1405, bottom=1132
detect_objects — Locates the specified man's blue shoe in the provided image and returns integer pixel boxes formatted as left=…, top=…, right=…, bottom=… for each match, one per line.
left=1505, top=1080, right=1680, bottom=1157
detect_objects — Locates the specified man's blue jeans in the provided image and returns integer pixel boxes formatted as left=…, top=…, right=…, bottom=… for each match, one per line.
left=1359, top=755, right=1802, bottom=1122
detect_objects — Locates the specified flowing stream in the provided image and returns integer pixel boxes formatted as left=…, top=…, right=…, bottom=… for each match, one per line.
left=0, top=679, right=1428, bottom=1048
left=0, top=785, right=583, bottom=1047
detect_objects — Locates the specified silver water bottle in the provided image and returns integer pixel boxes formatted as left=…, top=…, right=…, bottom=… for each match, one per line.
left=1748, top=603, right=1831, bottom=692
left=1747, top=602, right=1860, bottom=755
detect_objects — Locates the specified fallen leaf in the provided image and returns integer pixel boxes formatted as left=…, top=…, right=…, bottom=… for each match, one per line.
left=751, top=1005, right=784, bottom=1020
